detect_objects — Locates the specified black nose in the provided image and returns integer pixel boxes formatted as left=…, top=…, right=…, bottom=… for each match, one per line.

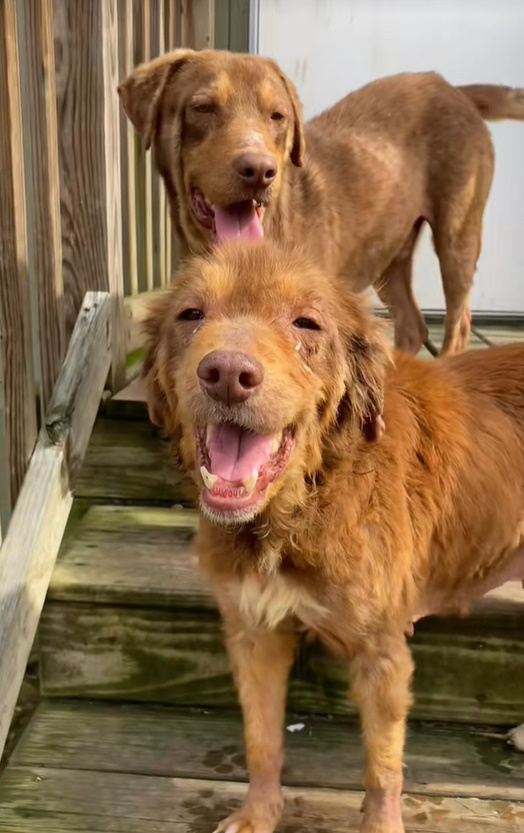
left=232, top=153, right=278, bottom=189
left=197, top=350, right=264, bottom=405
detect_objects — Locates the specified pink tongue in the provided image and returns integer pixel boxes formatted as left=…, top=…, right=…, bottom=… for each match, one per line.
left=213, top=201, right=264, bottom=243
left=208, top=424, right=275, bottom=482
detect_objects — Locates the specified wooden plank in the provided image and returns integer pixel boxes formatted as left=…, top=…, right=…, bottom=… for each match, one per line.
left=13, top=701, right=524, bottom=802
left=228, top=0, right=249, bottom=52
left=0, top=0, right=38, bottom=513
left=52, top=0, right=125, bottom=390
left=472, top=324, right=524, bottom=347
left=119, top=0, right=139, bottom=296
left=74, top=418, right=187, bottom=501
left=49, top=505, right=202, bottom=607
left=102, top=0, right=126, bottom=392
left=47, top=503, right=524, bottom=627
left=38, top=598, right=524, bottom=724
left=0, top=769, right=521, bottom=832
left=16, top=0, right=65, bottom=408
left=0, top=292, right=112, bottom=762
left=181, top=0, right=214, bottom=49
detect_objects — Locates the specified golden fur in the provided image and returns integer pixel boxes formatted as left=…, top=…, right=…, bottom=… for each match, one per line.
left=120, top=48, right=524, bottom=357
left=144, top=241, right=524, bottom=833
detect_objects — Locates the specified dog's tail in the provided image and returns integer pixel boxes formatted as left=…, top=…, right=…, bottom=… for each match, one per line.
left=457, top=83, right=524, bottom=121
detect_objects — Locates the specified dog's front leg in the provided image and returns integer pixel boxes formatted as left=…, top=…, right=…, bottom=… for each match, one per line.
left=350, top=635, right=414, bottom=833
left=213, top=610, right=297, bottom=833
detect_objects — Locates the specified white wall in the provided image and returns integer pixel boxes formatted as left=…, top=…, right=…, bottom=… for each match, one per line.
left=256, top=0, right=524, bottom=314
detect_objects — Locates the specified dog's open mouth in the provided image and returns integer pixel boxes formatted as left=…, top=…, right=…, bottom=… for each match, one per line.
left=196, top=422, right=295, bottom=520
left=191, top=188, right=264, bottom=244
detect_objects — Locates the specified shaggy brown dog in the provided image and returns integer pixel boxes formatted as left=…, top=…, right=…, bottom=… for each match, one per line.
left=120, top=48, right=524, bottom=356
left=143, top=241, right=524, bottom=833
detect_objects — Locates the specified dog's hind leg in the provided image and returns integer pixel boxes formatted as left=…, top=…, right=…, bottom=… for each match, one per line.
left=432, top=208, right=484, bottom=357
left=376, top=220, right=427, bottom=355
left=351, top=635, right=413, bottom=833
left=212, top=613, right=297, bottom=833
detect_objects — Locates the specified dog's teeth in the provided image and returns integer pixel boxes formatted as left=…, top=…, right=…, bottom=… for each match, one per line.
left=206, top=425, right=214, bottom=445
left=200, top=465, right=218, bottom=489
left=271, top=436, right=280, bottom=454
left=242, top=469, right=259, bottom=494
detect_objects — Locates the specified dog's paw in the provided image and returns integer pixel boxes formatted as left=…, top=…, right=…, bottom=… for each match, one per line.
left=212, top=800, right=280, bottom=833
left=508, top=724, right=524, bottom=752
left=360, top=821, right=405, bottom=833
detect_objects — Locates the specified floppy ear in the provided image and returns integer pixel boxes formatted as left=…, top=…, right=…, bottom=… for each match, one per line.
left=118, top=48, right=194, bottom=149
left=141, top=296, right=177, bottom=432
left=278, top=72, right=306, bottom=167
left=340, top=298, right=391, bottom=442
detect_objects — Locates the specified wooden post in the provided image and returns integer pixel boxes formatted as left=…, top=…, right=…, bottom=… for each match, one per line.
left=119, top=0, right=139, bottom=296
left=0, top=0, right=38, bottom=520
left=182, top=0, right=215, bottom=49
left=53, top=0, right=125, bottom=391
left=16, top=0, right=65, bottom=410
left=0, top=291, right=112, bottom=762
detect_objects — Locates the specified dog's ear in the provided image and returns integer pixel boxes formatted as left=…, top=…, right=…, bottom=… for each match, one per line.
left=339, top=296, right=391, bottom=442
left=141, top=295, right=177, bottom=432
left=277, top=72, right=306, bottom=167
left=118, top=48, right=194, bottom=149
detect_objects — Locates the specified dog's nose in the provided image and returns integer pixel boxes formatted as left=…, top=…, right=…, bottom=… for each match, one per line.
left=197, top=350, right=264, bottom=405
left=232, top=153, right=277, bottom=189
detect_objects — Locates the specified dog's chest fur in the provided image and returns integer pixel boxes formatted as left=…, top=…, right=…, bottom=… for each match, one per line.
left=227, top=569, right=328, bottom=630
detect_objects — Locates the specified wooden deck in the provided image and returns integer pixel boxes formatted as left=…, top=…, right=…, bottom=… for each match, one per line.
left=1, top=320, right=524, bottom=831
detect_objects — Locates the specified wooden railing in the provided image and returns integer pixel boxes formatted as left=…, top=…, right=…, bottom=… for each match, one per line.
left=0, top=0, right=229, bottom=540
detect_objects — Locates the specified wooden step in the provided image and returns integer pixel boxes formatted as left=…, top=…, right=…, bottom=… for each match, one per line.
left=39, top=505, right=524, bottom=724
left=0, top=700, right=522, bottom=832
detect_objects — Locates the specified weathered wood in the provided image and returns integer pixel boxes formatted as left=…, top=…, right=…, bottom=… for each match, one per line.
left=0, top=292, right=111, bottom=762
left=13, top=701, right=524, bottom=802
left=118, top=0, right=138, bottom=297
left=38, top=595, right=524, bottom=724
left=181, top=0, right=215, bottom=49
left=75, top=418, right=187, bottom=501
left=472, top=324, right=524, bottom=346
left=0, top=0, right=38, bottom=512
left=16, top=0, right=65, bottom=408
left=53, top=0, right=125, bottom=389
left=0, top=769, right=521, bottom=832
left=49, top=505, right=202, bottom=607
left=47, top=503, right=524, bottom=629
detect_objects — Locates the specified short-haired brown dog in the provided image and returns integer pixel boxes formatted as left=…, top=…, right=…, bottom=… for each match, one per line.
left=143, top=240, right=524, bottom=833
left=121, top=48, right=524, bottom=355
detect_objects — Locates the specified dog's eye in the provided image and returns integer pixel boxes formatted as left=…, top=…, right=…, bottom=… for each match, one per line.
left=193, top=102, right=216, bottom=114
left=271, top=111, right=285, bottom=121
left=293, top=317, right=321, bottom=330
left=179, top=308, right=205, bottom=321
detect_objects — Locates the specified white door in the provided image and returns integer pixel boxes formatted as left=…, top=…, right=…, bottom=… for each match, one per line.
left=253, top=0, right=524, bottom=315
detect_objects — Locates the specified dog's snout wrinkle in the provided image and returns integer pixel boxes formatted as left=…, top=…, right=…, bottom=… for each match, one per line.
left=197, top=350, right=264, bottom=405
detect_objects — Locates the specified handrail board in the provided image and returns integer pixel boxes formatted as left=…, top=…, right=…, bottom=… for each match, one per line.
left=0, top=291, right=112, bottom=761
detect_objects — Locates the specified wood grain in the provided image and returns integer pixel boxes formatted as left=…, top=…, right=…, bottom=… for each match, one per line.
left=16, top=0, right=65, bottom=408
left=52, top=0, right=125, bottom=388
left=0, top=769, right=521, bottom=832
left=47, top=503, right=524, bottom=629
left=38, top=596, right=524, bottom=724
left=119, top=0, right=139, bottom=296
left=102, top=0, right=126, bottom=391
left=0, top=292, right=111, bottom=761
left=74, top=418, right=187, bottom=502
left=13, top=701, right=524, bottom=802
left=0, top=0, right=38, bottom=512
